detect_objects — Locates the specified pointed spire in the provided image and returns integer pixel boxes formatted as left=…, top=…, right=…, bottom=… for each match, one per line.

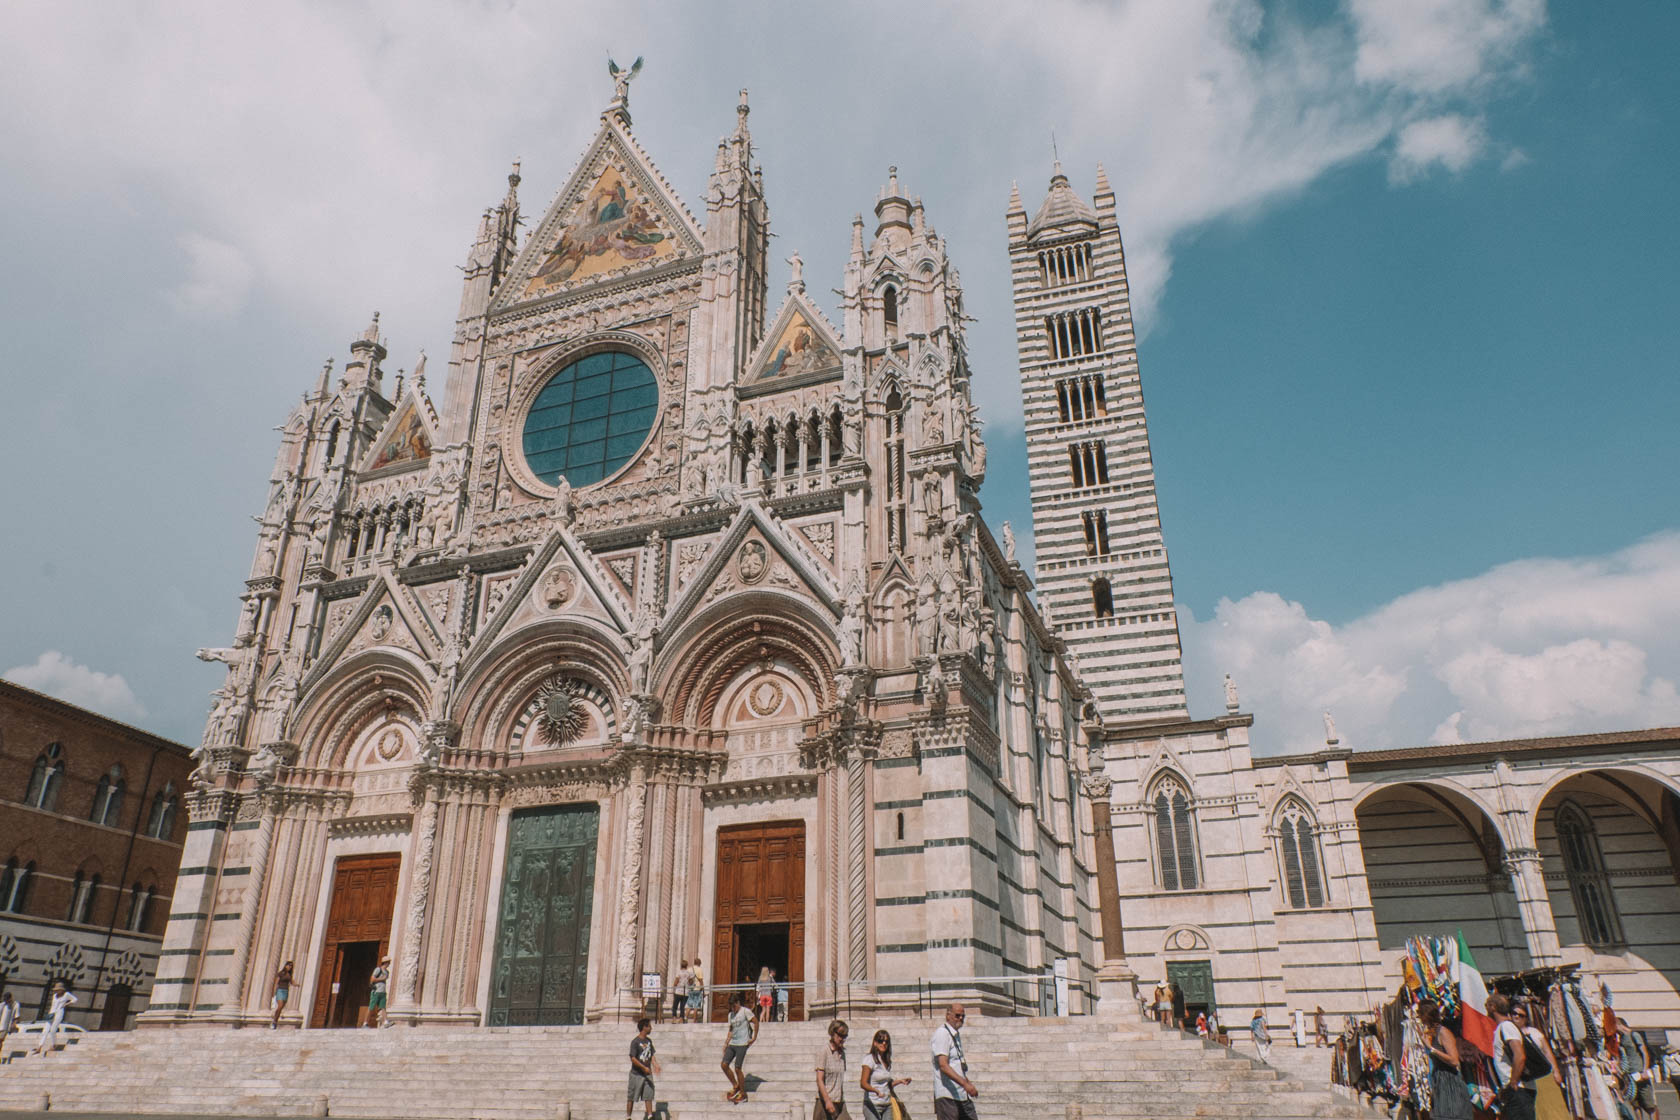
left=360, top=310, right=381, bottom=344
left=1094, top=163, right=1113, bottom=195
left=850, top=214, right=865, bottom=260
left=787, top=251, right=805, bottom=295
left=314, top=358, right=334, bottom=399
left=735, top=88, right=751, bottom=142
left=1008, top=181, right=1024, bottom=214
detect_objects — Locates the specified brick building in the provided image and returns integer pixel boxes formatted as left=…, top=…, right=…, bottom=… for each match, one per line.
left=0, top=679, right=193, bottom=1029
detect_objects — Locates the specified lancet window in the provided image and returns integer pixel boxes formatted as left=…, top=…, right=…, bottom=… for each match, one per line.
left=1055, top=373, right=1109, bottom=423
left=125, top=882, right=156, bottom=932
left=1038, top=242, right=1094, bottom=288
left=1152, top=776, right=1200, bottom=891
left=1081, top=510, right=1111, bottom=557
left=1067, top=440, right=1110, bottom=488
left=1555, top=801, right=1625, bottom=950
left=66, top=870, right=100, bottom=925
left=1276, top=800, right=1326, bottom=909
left=1043, top=308, right=1104, bottom=360
left=90, top=765, right=125, bottom=827
left=24, top=743, right=64, bottom=811
left=0, top=859, right=32, bottom=913
left=146, top=783, right=178, bottom=839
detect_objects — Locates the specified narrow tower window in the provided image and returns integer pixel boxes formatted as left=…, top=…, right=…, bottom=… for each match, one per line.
left=1092, top=577, right=1114, bottom=619
left=883, top=286, right=899, bottom=336
left=885, top=389, right=908, bottom=551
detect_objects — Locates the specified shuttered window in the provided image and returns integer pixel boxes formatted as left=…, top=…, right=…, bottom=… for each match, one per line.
left=1555, top=801, right=1624, bottom=950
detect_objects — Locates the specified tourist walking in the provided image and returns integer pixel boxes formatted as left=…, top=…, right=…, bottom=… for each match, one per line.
left=931, top=1003, right=978, bottom=1120
left=775, top=974, right=789, bottom=1022
left=1250, top=1010, right=1271, bottom=1063
left=0, top=991, right=19, bottom=1038
left=32, top=981, right=75, bottom=1055
left=1152, top=981, right=1169, bottom=1025
left=627, top=1017, right=658, bottom=1120
left=1512, top=1001, right=1571, bottom=1120
left=1314, top=1005, right=1328, bottom=1047
left=687, top=960, right=705, bottom=1022
left=815, top=1018, right=850, bottom=1120
left=757, top=966, right=774, bottom=1022
left=722, top=992, right=758, bottom=1103
left=1418, top=1000, right=1472, bottom=1120
left=1488, top=993, right=1540, bottom=1120
left=1169, top=981, right=1186, bottom=1030
left=861, top=1029, right=912, bottom=1120
left=270, top=960, right=293, bottom=1029
left=367, top=956, right=390, bottom=1028
left=673, top=959, right=690, bottom=1022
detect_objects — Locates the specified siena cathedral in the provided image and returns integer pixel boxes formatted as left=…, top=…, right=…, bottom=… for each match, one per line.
left=149, top=79, right=1680, bottom=1034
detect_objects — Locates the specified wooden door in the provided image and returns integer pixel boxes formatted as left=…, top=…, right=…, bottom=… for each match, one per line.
left=487, top=804, right=599, bottom=1026
left=712, top=821, right=805, bottom=1021
left=310, top=853, right=401, bottom=1028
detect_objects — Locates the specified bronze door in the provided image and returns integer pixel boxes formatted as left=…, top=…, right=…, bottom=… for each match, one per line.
left=310, top=853, right=400, bottom=1028
left=712, top=821, right=805, bottom=1021
left=488, top=804, right=599, bottom=1026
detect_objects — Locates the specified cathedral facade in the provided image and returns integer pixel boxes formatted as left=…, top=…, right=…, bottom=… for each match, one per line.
left=145, top=84, right=1098, bottom=1029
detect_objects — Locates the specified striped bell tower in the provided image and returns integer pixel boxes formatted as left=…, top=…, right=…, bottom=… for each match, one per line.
left=1007, top=163, right=1189, bottom=724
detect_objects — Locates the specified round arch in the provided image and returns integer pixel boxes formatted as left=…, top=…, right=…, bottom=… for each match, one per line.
left=1525, top=764, right=1680, bottom=846
left=451, top=616, right=632, bottom=753
left=654, top=591, right=839, bottom=729
left=287, top=649, right=433, bottom=771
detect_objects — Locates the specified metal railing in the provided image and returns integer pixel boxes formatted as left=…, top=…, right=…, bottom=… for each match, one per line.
left=617, top=971, right=1093, bottom=1023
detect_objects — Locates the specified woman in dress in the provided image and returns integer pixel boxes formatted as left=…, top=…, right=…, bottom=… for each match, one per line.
left=756, top=967, right=774, bottom=1023
left=859, top=1029, right=911, bottom=1120
left=33, top=981, right=76, bottom=1055
left=1417, top=1000, right=1472, bottom=1120
left=270, top=960, right=294, bottom=1029
left=1251, top=1009, right=1272, bottom=1063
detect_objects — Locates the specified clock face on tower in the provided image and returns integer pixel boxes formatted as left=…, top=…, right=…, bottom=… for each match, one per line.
left=520, top=349, right=659, bottom=488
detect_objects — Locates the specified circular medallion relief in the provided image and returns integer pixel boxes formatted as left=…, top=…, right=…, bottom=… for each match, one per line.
left=521, top=350, right=659, bottom=488
left=541, top=566, right=578, bottom=610
left=369, top=605, right=394, bottom=640
left=747, top=678, right=785, bottom=717
left=375, top=728, right=404, bottom=761
left=737, top=540, right=768, bottom=584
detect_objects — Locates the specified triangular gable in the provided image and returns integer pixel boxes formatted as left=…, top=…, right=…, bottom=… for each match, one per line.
left=301, top=574, right=436, bottom=695
left=599, top=551, right=639, bottom=602
left=662, top=499, right=840, bottom=636
left=869, top=553, right=915, bottom=607
left=1139, top=736, right=1197, bottom=799
left=458, top=525, right=634, bottom=681
left=493, top=119, right=704, bottom=310
left=744, top=291, right=844, bottom=385
left=360, top=393, right=435, bottom=473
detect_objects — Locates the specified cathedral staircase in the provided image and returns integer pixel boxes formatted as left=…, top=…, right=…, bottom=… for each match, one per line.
left=0, top=1015, right=1370, bottom=1120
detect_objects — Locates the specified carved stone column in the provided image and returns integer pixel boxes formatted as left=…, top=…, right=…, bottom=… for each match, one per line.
left=1083, top=773, right=1138, bottom=1015
left=1504, top=849, right=1563, bottom=966
left=615, top=764, right=648, bottom=1004
left=225, top=792, right=279, bottom=1019
left=845, top=748, right=870, bottom=983
left=395, top=782, right=442, bottom=1012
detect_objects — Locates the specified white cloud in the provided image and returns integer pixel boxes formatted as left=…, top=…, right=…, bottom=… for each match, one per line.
left=1348, top=0, right=1546, bottom=95
left=1389, top=114, right=1487, bottom=183
left=170, top=233, right=254, bottom=317
left=4, top=651, right=147, bottom=722
left=1181, top=532, right=1680, bottom=753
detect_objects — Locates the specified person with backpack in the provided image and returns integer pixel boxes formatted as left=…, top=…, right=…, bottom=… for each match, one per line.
left=1488, top=993, right=1547, bottom=1120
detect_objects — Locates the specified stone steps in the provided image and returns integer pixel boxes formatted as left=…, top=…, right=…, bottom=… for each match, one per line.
left=0, top=1017, right=1372, bottom=1120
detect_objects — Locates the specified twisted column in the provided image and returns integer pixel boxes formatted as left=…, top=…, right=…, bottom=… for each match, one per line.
left=846, top=751, right=869, bottom=981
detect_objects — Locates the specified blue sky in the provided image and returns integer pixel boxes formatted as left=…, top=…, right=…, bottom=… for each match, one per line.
left=1, top=1, right=1675, bottom=752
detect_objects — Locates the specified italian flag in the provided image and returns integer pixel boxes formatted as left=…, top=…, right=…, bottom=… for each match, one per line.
left=1453, top=931, right=1495, bottom=1056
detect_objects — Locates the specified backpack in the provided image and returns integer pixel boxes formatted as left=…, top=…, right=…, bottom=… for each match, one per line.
left=1506, top=1027, right=1552, bottom=1083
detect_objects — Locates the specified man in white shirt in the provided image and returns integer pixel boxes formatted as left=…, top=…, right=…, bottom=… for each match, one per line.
left=931, top=1003, right=979, bottom=1120
left=1487, top=993, right=1537, bottom=1120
